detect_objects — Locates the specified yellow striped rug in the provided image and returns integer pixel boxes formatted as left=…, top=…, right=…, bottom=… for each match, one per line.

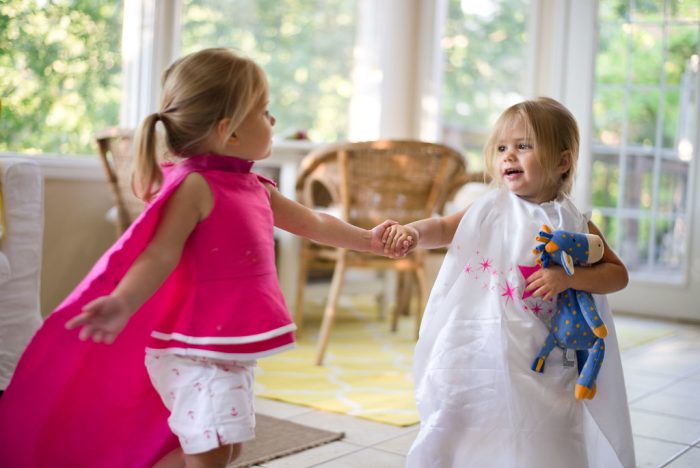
left=255, top=292, right=674, bottom=427
left=255, top=295, right=419, bottom=427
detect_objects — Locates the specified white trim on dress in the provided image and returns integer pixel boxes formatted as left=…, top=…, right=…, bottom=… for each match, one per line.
left=150, top=323, right=297, bottom=345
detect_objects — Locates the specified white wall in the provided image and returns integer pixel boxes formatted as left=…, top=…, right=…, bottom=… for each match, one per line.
left=7, top=156, right=116, bottom=316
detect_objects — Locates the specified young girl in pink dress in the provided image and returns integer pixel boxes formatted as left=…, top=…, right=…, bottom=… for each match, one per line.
left=0, top=48, right=399, bottom=468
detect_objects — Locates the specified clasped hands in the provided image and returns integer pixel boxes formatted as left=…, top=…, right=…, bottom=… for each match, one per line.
left=373, top=220, right=417, bottom=258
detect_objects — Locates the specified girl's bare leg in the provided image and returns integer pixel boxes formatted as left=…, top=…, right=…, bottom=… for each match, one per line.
left=153, top=448, right=185, bottom=468
left=184, top=443, right=242, bottom=468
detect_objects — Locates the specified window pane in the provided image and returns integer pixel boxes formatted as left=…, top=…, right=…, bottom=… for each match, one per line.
left=666, top=25, right=699, bottom=85
left=658, top=159, right=690, bottom=214
left=440, top=0, right=529, bottom=169
left=0, top=1, right=123, bottom=155
left=632, top=0, right=664, bottom=22
left=655, top=216, right=686, bottom=271
left=628, top=89, right=659, bottom=147
left=593, top=0, right=698, bottom=282
left=622, top=154, right=654, bottom=211
left=593, top=87, right=625, bottom=144
left=619, top=215, right=651, bottom=271
left=599, top=0, right=630, bottom=23
left=591, top=152, right=620, bottom=208
left=596, top=22, right=627, bottom=85
left=181, top=0, right=357, bottom=142
left=662, top=89, right=681, bottom=148
left=630, top=25, right=663, bottom=85
left=669, top=0, right=700, bottom=20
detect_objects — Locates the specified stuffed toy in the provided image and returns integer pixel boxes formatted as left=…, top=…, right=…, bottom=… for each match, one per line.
left=519, top=224, right=607, bottom=400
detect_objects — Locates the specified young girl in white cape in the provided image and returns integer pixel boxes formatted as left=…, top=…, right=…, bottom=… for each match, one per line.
left=382, top=97, right=635, bottom=468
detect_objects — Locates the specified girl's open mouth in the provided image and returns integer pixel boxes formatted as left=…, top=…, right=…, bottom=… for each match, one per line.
left=504, top=168, right=523, bottom=178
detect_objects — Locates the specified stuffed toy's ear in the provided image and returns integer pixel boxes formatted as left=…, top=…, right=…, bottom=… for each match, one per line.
left=560, top=251, right=575, bottom=276
left=585, top=234, right=604, bottom=263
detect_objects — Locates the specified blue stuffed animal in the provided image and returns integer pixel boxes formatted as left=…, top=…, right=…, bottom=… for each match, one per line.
left=527, top=224, right=607, bottom=400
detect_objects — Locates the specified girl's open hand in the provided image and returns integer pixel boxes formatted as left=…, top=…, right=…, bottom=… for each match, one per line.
left=524, top=265, right=570, bottom=301
left=65, top=295, right=133, bottom=344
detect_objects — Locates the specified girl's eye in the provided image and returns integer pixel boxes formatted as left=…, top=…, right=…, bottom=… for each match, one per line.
left=497, top=145, right=507, bottom=152
left=518, top=143, right=532, bottom=150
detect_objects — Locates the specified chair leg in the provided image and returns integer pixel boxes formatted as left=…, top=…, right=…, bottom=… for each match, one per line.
left=391, top=272, right=408, bottom=332
left=376, top=270, right=388, bottom=321
left=315, top=251, right=347, bottom=366
left=294, top=243, right=309, bottom=336
left=414, top=266, right=429, bottom=340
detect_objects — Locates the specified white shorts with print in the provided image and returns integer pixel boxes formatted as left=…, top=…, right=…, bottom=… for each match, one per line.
left=145, top=350, right=256, bottom=454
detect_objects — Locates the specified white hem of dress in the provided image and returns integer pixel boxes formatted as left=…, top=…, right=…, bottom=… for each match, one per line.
left=145, top=342, right=296, bottom=360
left=150, top=323, right=297, bottom=345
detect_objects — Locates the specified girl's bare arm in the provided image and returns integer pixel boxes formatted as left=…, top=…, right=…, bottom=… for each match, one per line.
left=525, top=221, right=629, bottom=300
left=382, top=207, right=468, bottom=255
left=567, top=221, right=629, bottom=293
left=269, top=187, right=396, bottom=256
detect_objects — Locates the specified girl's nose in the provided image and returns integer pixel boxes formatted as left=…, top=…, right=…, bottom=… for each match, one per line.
left=503, top=148, right=516, bottom=160
left=270, top=115, right=276, bottom=126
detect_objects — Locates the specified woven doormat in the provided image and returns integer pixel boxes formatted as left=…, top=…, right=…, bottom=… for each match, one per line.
left=231, top=414, right=344, bottom=467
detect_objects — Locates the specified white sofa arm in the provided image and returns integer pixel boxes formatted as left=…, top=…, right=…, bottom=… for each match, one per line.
left=0, top=252, right=10, bottom=285
left=0, top=156, right=44, bottom=390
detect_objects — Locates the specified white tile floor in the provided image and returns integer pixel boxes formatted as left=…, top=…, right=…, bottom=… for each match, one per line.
left=250, top=314, right=700, bottom=468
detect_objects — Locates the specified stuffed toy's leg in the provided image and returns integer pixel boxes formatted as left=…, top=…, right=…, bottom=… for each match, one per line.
left=576, top=290, right=608, bottom=338
left=532, top=333, right=557, bottom=373
left=575, top=338, right=605, bottom=400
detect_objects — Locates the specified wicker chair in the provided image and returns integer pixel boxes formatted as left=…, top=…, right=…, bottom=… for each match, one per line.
left=95, top=127, right=142, bottom=236
left=294, top=140, right=469, bottom=365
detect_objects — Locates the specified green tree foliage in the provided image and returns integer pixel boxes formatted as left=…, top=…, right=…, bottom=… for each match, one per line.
left=181, top=0, right=356, bottom=142
left=592, top=0, right=698, bottom=271
left=0, top=0, right=122, bottom=155
left=439, top=0, right=528, bottom=171
left=442, top=0, right=528, bottom=133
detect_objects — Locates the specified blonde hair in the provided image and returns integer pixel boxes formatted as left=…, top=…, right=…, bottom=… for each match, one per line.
left=133, top=48, right=268, bottom=201
left=484, top=97, right=579, bottom=196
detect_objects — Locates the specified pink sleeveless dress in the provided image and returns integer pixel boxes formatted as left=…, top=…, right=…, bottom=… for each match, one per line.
left=0, top=154, right=295, bottom=467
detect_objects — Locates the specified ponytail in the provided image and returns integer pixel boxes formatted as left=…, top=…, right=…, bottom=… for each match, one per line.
left=132, top=113, right=163, bottom=202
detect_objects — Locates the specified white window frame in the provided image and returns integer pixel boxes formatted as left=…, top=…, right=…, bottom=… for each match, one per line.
left=122, top=0, right=700, bottom=321
left=532, top=0, right=699, bottom=320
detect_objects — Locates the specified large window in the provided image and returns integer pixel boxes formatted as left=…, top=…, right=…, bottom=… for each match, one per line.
left=180, top=0, right=358, bottom=142
left=0, top=1, right=123, bottom=155
left=592, top=0, right=699, bottom=280
left=440, top=0, right=530, bottom=171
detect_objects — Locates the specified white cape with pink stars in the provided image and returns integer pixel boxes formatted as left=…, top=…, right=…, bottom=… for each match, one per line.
left=407, top=188, right=635, bottom=468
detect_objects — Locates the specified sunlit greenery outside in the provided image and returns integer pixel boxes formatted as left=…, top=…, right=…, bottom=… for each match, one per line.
left=440, top=0, right=529, bottom=173
left=0, top=0, right=123, bottom=156
left=1, top=0, right=696, bottom=275
left=181, top=0, right=356, bottom=143
left=592, top=0, right=698, bottom=275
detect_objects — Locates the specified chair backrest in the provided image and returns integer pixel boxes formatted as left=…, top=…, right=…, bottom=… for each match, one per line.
left=296, top=140, right=469, bottom=229
left=95, top=127, right=142, bottom=234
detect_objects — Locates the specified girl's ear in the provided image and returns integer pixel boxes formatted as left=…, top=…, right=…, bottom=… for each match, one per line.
left=217, top=118, right=238, bottom=143
left=558, top=150, right=572, bottom=175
